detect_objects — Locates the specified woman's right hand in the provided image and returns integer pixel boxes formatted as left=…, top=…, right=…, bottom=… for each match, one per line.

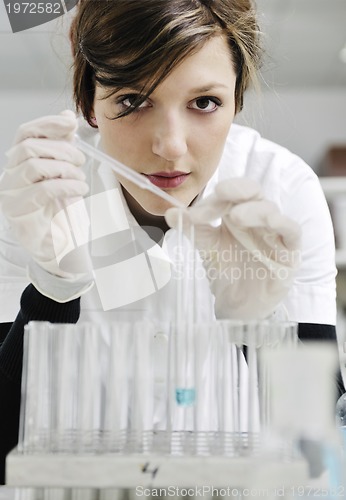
left=0, top=110, right=92, bottom=301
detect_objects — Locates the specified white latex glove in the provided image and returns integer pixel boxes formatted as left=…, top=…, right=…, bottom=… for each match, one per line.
left=165, top=178, right=302, bottom=320
left=0, top=110, right=93, bottom=302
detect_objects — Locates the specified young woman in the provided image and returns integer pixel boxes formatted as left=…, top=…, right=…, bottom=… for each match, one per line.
left=0, top=0, right=340, bottom=483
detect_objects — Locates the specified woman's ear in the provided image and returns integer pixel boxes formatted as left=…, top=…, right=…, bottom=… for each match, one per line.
left=89, top=107, right=98, bottom=127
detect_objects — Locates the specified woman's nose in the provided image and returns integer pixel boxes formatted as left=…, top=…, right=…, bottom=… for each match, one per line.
left=151, top=114, right=188, bottom=161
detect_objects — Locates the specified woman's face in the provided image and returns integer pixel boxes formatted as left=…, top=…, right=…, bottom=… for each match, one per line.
left=93, top=35, right=237, bottom=216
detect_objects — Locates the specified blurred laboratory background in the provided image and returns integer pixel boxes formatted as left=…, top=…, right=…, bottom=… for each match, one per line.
left=0, top=0, right=346, bottom=341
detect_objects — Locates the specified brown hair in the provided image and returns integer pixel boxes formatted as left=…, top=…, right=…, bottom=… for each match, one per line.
left=70, top=0, right=262, bottom=128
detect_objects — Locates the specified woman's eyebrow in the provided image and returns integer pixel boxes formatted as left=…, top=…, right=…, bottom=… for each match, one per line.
left=189, top=83, right=230, bottom=93
left=116, top=87, right=143, bottom=93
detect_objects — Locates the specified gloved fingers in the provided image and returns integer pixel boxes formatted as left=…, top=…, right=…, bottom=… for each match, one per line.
left=166, top=206, right=220, bottom=234
left=228, top=200, right=279, bottom=228
left=224, top=200, right=301, bottom=254
left=6, top=158, right=87, bottom=186
left=188, top=193, right=229, bottom=224
left=5, top=138, right=85, bottom=169
left=13, top=110, right=78, bottom=145
left=165, top=207, right=194, bottom=231
left=182, top=178, right=263, bottom=225
left=264, top=212, right=302, bottom=251
left=1, top=178, right=89, bottom=212
left=31, top=178, right=90, bottom=202
left=165, top=207, right=219, bottom=249
left=215, top=178, right=263, bottom=203
left=229, top=200, right=301, bottom=250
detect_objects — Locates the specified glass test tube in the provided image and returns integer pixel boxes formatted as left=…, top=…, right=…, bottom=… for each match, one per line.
left=172, top=212, right=197, bottom=452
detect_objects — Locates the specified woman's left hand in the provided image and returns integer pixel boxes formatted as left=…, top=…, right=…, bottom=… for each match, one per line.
left=165, top=178, right=301, bottom=320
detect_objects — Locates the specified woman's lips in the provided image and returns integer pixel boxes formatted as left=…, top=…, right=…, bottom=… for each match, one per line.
left=144, top=171, right=190, bottom=189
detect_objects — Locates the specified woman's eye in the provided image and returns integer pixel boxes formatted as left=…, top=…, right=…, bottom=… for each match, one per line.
left=189, top=97, right=222, bottom=113
left=118, top=94, right=151, bottom=110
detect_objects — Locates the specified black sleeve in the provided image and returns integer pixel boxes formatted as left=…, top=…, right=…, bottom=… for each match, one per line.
left=0, top=284, right=81, bottom=485
left=298, top=323, right=338, bottom=342
left=0, top=324, right=12, bottom=347
left=298, top=323, right=345, bottom=401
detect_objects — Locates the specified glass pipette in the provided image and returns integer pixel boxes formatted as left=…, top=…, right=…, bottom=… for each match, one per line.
left=74, top=134, right=185, bottom=209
